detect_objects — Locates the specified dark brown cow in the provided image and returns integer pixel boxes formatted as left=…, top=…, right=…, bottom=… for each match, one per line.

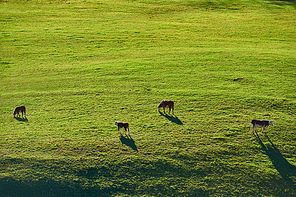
left=115, top=121, right=130, bottom=135
left=13, top=106, right=26, bottom=118
left=251, top=119, right=274, bottom=133
left=158, top=100, right=174, bottom=114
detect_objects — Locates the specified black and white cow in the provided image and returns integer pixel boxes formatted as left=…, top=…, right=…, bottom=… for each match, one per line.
left=251, top=119, right=274, bottom=133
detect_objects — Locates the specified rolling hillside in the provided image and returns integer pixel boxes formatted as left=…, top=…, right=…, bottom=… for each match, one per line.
left=1, top=0, right=296, bottom=196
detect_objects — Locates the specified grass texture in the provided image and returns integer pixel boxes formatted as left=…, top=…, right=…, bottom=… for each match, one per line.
left=0, top=0, right=296, bottom=196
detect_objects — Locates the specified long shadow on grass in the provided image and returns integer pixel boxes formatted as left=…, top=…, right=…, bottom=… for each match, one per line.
left=0, top=177, right=119, bottom=197
left=1, top=157, right=209, bottom=196
left=255, top=133, right=296, bottom=185
left=120, top=135, right=138, bottom=152
left=14, top=116, right=28, bottom=122
left=159, top=111, right=183, bottom=125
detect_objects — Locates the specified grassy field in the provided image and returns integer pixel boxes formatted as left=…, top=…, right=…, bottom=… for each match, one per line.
left=1, top=0, right=296, bottom=196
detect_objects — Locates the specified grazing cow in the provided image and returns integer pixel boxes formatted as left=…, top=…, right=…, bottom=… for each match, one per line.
left=158, top=100, right=174, bottom=114
left=13, top=106, right=26, bottom=118
left=115, top=121, right=130, bottom=135
left=251, top=119, right=274, bottom=133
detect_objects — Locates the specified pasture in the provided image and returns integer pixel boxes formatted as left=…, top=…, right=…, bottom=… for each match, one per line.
left=0, top=0, right=296, bottom=196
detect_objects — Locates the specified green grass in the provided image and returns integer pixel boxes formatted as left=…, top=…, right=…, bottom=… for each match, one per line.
left=1, top=0, right=296, bottom=196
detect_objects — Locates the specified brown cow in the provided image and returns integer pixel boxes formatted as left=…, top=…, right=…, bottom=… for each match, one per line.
left=13, top=105, right=26, bottom=118
left=158, top=100, right=174, bottom=114
left=115, top=121, right=130, bottom=135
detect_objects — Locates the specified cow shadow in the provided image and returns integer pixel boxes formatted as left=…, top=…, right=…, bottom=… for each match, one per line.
left=159, top=111, right=183, bottom=125
left=14, top=116, right=28, bottom=122
left=120, top=135, right=138, bottom=152
left=255, top=133, right=296, bottom=183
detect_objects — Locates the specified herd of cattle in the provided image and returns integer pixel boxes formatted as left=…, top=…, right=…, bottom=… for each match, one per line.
left=13, top=99, right=274, bottom=135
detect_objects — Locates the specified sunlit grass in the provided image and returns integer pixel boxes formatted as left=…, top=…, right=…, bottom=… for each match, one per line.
left=0, top=0, right=296, bottom=196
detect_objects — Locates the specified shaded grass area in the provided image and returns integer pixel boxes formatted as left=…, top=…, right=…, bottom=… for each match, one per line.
left=0, top=0, right=296, bottom=196
left=1, top=138, right=295, bottom=196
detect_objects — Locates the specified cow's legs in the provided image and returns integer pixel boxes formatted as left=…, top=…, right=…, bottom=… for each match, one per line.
left=263, top=126, right=268, bottom=133
left=262, top=126, right=266, bottom=133
left=251, top=125, right=256, bottom=133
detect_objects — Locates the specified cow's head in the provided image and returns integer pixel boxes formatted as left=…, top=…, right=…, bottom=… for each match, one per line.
left=269, top=120, right=274, bottom=126
left=157, top=105, right=161, bottom=111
